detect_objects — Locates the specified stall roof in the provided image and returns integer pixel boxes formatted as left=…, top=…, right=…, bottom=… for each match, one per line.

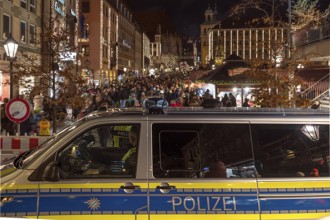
left=201, top=54, right=251, bottom=83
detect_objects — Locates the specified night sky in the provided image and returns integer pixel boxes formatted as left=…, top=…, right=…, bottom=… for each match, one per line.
left=125, top=0, right=329, bottom=37
left=125, top=0, right=239, bottom=36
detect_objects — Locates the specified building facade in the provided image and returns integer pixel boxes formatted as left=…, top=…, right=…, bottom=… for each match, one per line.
left=0, top=0, right=79, bottom=101
left=134, top=25, right=143, bottom=75
left=150, top=32, right=183, bottom=72
left=78, top=0, right=122, bottom=85
left=133, top=10, right=182, bottom=73
left=142, top=32, right=151, bottom=75
left=42, top=0, right=78, bottom=98
left=181, top=36, right=199, bottom=68
left=0, top=0, right=43, bottom=101
left=200, top=4, right=220, bottom=67
left=78, top=0, right=150, bottom=84
left=208, top=26, right=288, bottom=63
left=201, top=4, right=289, bottom=67
left=293, top=17, right=330, bottom=65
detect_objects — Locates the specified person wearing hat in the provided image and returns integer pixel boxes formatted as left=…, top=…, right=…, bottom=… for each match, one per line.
left=310, top=168, right=320, bottom=177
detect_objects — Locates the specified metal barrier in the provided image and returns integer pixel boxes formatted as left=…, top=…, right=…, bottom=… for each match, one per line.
left=0, top=136, right=51, bottom=162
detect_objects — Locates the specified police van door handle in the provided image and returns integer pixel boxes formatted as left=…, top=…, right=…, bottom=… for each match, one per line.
left=156, top=185, right=176, bottom=190
left=156, top=182, right=176, bottom=193
left=120, top=182, right=140, bottom=193
left=120, top=185, right=140, bottom=190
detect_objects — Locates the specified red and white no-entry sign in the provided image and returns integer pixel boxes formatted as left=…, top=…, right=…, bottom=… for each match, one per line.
left=5, top=98, right=31, bottom=123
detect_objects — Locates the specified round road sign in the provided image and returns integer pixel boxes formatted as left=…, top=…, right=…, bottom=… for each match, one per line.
left=5, top=98, right=31, bottom=123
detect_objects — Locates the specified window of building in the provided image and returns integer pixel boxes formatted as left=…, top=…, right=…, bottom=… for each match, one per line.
left=152, top=123, right=254, bottom=178
left=29, top=0, right=36, bottom=13
left=81, top=45, right=90, bottom=56
left=103, top=45, right=108, bottom=58
left=21, top=0, right=27, bottom=9
left=81, top=0, right=90, bottom=13
left=20, top=21, right=27, bottom=43
left=111, top=13, right=115, bottom=23
left=103, top=5, right=109, bottom=17
left=110, top=48, right=114, bottom=58
left=321, top=25, right=329, bottom=38
left=29, top=24, right=36, bottom=45
left=56, top=124, right=140, bottom=179
left=2, top=14, right=11, bottom=40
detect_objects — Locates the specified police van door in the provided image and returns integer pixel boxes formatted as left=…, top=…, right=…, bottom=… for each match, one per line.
left=31, top=123, right=148, bottom=220
left=251, top=123, right=330, bottom=220
left=149, top=122, right=260, bottom=220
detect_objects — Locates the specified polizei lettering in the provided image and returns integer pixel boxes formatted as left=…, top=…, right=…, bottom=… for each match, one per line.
left=172, top=196, right=237, bottom=211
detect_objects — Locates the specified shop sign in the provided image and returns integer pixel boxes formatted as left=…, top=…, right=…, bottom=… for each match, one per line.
left=123, top=40, right=131, bottom=49
left=55, top=0, right=65, bottom=17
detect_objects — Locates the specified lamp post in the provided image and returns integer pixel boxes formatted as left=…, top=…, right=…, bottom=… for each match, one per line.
left=3, top=34, right=18, bottom=135
left=3, top=34, right=19, bottom=100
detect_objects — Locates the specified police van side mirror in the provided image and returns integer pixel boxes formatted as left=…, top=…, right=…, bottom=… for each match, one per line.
left=42, top=161, right=60, bottom=182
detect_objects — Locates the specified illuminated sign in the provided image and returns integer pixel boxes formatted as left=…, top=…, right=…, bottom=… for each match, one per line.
left=54, top=0, right=65, bottom=17
left=60, top=52, right=77, bottom=61
left=123, top=40, right=131, bottom=49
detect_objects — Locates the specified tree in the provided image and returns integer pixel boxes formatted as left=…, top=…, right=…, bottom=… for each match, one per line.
left=13, top=14, right=84, bottom=133
left=159, top=54, right=178, bottom=71
left=291, top=0, right=328, bottom=31
left=245, top=59, right=310, bottom=107
left=231, top=0, right=327, bottom=29
left=230, top=0, right=328, bottom=107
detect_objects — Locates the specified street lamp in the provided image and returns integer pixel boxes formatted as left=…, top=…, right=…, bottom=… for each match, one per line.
left=3, top=34, right=19, bottom=100
left=301, top=125, right=320, bottom=142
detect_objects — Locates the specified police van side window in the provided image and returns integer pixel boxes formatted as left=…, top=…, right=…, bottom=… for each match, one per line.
left=56, top=125, right=140, bottom=179
left=251, top=124, right=329, bottom=178
left=152, top=123, right=255, bottom=178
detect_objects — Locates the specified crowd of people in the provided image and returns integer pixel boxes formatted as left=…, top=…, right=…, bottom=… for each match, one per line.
left=75, top=72, right=201, bottom=118
left=74, top=72, right=251, bottom=118
left=1, top=72, right=252, bottom=136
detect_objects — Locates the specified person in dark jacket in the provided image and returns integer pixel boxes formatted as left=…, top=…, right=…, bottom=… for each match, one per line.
left=228, top=93, right=237, bottom=107
left=119, top=85, right=130, bottom=108
left=242, top=98, right=250, bottom=107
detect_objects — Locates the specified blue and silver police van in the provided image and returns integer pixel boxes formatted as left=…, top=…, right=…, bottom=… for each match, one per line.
left=1, top=106, right=330, bottom=219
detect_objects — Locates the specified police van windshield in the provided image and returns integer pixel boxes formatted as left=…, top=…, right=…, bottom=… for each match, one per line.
left=0, top=137, right=53, bottom=172
left=3, top=121, right=82, bottom=170
left=12, top=137, right=53, bottom=169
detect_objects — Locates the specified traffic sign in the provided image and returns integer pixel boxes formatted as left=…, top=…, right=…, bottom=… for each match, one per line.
left=5, top=98, right=31, bottom=123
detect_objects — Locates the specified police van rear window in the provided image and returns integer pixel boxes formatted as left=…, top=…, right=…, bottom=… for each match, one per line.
left=152, top=123, right=329, bottom=178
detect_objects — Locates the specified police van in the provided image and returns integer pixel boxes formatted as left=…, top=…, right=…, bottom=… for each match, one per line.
left=1, top=105, right=330, bottom=220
